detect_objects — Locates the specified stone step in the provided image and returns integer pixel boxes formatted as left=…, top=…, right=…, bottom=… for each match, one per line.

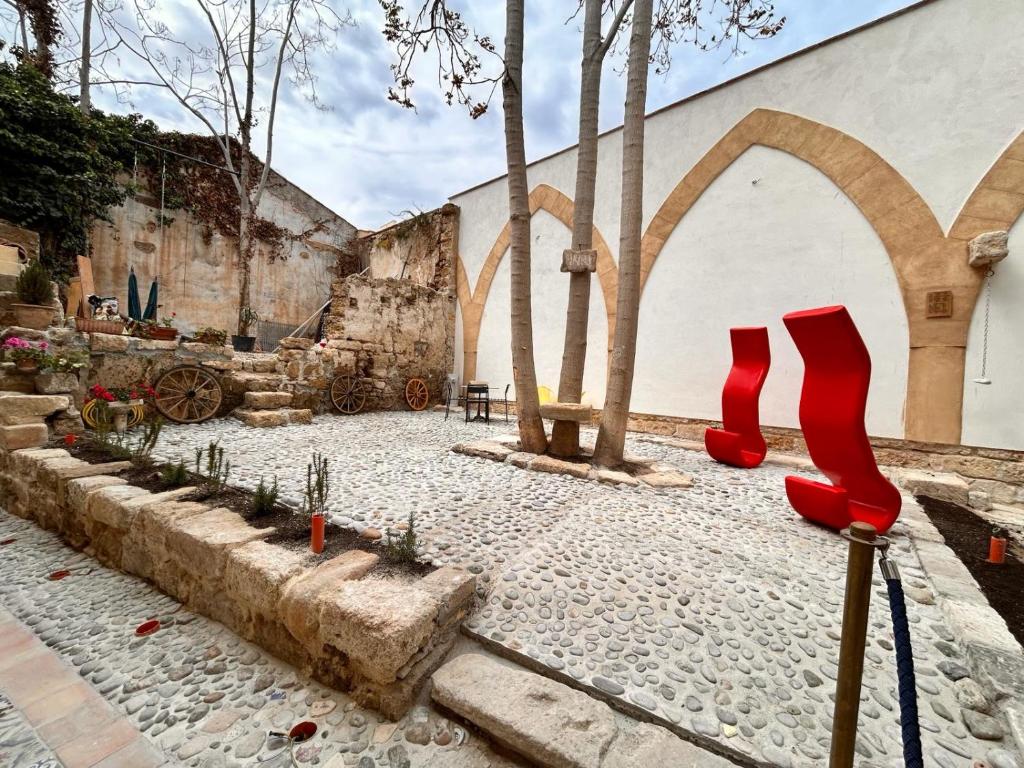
left=431, top=652, right=736, bottom=768
left=221, top=372, right=284, bottom=394
left=243, top=391, right=293, bottom=409
left=231, top=408, right=312, bottom=428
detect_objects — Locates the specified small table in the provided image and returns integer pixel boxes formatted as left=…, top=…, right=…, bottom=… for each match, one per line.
left=465, top=381, right=491, bottom=423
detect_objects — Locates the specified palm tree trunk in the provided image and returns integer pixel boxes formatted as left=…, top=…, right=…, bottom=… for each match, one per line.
left=550, top=0, right=603, bottom=458
left=503, top=0, right=547, bottom=454
left=593, top=0, right=653, bottom=467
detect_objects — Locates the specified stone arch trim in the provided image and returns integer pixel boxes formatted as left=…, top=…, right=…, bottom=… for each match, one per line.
left=456, top=183, right=619, bottom=382
left=639, top=108, right=981, bottom=444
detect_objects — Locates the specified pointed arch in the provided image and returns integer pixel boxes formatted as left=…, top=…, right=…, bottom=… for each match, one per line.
left=456, top=183, right=619, bottom=381
left=638, top=108, right=975, bottom=443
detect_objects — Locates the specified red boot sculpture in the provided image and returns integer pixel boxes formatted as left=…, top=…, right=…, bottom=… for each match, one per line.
left=705, top=327, right=771, bottom=468
left=782, top=305, right=901, bottom=533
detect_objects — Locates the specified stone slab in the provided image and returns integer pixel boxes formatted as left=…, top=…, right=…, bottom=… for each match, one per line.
left=539, top=403, right=593, bottom=423
left=0, top=393, right=70, bottom=425
left=454, top=440, right=515, bottom=462
left=528, top=454, right=590, bottom=479
left=431, top=653, right=617, bottom=768
left=243, top=391, right=293, bottom=409
left=899, top=469, right=970, bottom=506
left=0, top=423, right=49, bottom=450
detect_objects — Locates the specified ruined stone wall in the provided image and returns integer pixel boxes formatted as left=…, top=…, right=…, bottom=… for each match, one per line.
left=363, top=204, right=459, bottom=291
left=323, top=274, right=455, bottom=402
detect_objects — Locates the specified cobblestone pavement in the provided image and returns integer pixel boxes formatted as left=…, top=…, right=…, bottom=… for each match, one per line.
left=150, top=413, right=1021, bottom=768
left=0, top=512, right=517, bottom=768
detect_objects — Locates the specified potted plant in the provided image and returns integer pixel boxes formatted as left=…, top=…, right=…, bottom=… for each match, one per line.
left=232, top=307, right=260, bottom=352
left=152, top=313, right=179, bottom=341
left=193, top=326, right=228, bottom=346
left=12, top=260, right=55, bottom=330
left=2, top=336, right=49, bottom=373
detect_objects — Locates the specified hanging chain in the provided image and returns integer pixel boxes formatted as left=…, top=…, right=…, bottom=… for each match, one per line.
left=979, top=268, right=994, bottom=379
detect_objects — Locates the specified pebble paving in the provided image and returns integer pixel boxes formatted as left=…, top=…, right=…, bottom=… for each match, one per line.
left=148, top=413, right=1021, bottom=768
left=0, top=512, right=513, bottom=767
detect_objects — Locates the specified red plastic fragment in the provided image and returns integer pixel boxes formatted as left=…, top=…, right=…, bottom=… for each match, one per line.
left=705, top=327, right=771, bottom=469
left=289, top=721, right=317, bottom=742
left=782, top=305, right=901, bottom=533
left=135, top=619, right=161, bottom=637
left=47, top=569, right=71, bottom=581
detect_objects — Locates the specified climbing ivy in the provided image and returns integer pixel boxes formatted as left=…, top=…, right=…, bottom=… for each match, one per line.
left=0, top=59, right=139, bottom=278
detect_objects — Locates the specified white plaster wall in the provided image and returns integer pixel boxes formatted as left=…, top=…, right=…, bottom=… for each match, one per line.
left=475, top=210, right=608, bottom=403
left=451, top=0, right=1024, bottom=447
left=634, top=147, right=908, bottom=437
left=961, top=219, right=1024, bottom=450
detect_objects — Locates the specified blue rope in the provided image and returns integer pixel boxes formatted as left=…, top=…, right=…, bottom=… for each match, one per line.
left=884, top=575, right=924, bottom=768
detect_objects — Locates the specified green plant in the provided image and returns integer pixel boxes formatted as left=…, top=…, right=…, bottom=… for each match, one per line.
left=239, top=307, right=260, bottom=329
left=161, top=312, right=177, bottom=327
left=253, top=476, right=279, bottom=517
left=304, top=453, right=329, bottom=518
left=193, top=327, right=228, bottom=346
left=160, top=460, right=190, bottom=488
left=43, top=350, right=87, bottom=373
left=193, top=441, right=231, bottom=497
left=15, top=260, right=53, bottom=305
left=382, top=511, right=420, bottom=565
left=92, top=416, right=163, bottom=464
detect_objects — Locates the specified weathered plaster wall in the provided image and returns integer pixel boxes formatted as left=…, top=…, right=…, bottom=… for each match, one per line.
left=324, top=275, right=455, bottom=402
left=450, top=0, right=1024, bottom=449
left=364, top=204, right=460, bottom=291
left=89, top=172, right=357, bottom=336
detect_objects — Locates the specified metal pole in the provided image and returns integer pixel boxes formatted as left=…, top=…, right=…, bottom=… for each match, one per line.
left=830, top=521, right=878, bottom=768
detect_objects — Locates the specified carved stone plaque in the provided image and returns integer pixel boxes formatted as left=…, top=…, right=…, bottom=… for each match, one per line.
left=561, top=248, right=597, bottom=273
left=926, top=290, right=953, bottom=319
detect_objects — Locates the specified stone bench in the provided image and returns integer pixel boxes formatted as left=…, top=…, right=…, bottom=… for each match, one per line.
left=539, top=402, right=592, bottom=423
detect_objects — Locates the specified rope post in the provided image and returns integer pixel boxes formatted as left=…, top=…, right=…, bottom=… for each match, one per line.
left=830, top=521, right=878, bottom=768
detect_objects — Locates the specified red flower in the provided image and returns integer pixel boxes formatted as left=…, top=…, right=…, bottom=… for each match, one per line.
left=63, top=434, right=77, bottom=446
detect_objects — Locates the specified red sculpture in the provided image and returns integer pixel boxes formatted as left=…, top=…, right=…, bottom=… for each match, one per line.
left=782, top=305, right=901, bottom=533
left=705, top=327, right=771, bottom=468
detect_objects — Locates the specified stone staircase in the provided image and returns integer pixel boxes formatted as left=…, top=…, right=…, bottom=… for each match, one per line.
left=228, top=379, right=313, bottom=428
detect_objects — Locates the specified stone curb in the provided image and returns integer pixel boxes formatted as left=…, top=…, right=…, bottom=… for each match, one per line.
left=461, top=628, right=765, bottom=768
left=432, top=648, right=739, bottom=768
left=0, top=444, right=476, bottom=719
left=899, top=494, right=1024, bottom=758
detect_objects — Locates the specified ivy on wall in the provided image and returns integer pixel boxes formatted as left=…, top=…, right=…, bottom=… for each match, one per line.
left=0, top=59, right=138, bottom=278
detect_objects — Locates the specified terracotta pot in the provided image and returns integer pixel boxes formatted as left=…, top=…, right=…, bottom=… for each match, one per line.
left=149, top=326, right=179, bottom=341
left=75, top=318, right=125, bottom=335
left=14, top=358, right=39, bottom=374
left=987, top=536, right=1007, bottom=564
left=12, top=303, right=54, bottom=330
left=311, top=514, right=325, bottom=554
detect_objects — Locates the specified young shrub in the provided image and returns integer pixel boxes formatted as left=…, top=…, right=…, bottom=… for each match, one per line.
left=193, top=441, right=230, bottom=498
left=253, top=476, right=279, bottom=517
left=383, top=511, right=420, bottom=565
left=160, top=460, right=189, bottom=488
left=15, top=260, right=53, bottom=305
left=304, top=453, right=329, bottom=518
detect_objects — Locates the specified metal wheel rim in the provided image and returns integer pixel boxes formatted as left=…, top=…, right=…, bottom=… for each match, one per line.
left=331, top=375, right=367, bottom=414
left=405, top=378, right=430, bottom=411
left=154, top=366, right=223, bottom=424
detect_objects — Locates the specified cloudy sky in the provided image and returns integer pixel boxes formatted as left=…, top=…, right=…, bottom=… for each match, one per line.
left=83, top=0, right=919, bottom=230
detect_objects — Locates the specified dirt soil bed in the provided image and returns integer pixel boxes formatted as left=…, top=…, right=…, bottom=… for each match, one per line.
left=55, top=437, right=435, bottom=579
left=917, top=495, right=1024, bottom=646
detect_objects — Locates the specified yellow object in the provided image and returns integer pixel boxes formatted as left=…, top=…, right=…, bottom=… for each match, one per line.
left=537, top=386, right=554, bottom=405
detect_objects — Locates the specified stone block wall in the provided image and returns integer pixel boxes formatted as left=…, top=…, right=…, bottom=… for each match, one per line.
left=323, top=274, right=455, bottom=403
left=0, top=446, right=476, bottom=718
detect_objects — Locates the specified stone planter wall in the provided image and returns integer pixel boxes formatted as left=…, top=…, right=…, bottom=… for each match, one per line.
left=0, top=446, right=475, bottom=718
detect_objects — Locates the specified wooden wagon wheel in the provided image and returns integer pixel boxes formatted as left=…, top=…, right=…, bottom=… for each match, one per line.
left=82, top=399, right=146, bottom=430
left=405, top=378, right=430, bottom=411
left=153, top=365, right=223, bottom=424
left=331, top=375, right=367, bottom=414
